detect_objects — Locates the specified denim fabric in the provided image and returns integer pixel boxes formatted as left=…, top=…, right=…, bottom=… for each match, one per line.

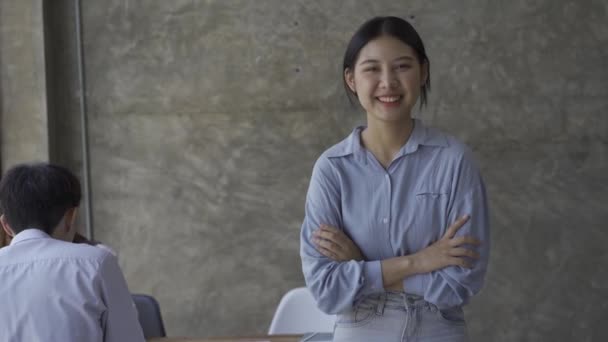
left=333, top=292, right=468, bottom=342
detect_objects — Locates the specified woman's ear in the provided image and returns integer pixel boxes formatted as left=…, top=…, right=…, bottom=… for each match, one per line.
left=63, top=207, right=79, bottom=239
left=65, top=207, right=78, bottom=230
left=0, top=214, right=15, bottom=238
left=344, top=68, right=356, bottom=94
left=52, top=207, right=79, bottom=242
left=420, top=61, right=429, bottom=86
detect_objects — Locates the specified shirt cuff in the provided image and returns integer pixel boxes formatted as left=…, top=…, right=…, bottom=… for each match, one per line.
left=359, top=260, right=383, bottom=295
left=404, top=273, right=428, bottom=296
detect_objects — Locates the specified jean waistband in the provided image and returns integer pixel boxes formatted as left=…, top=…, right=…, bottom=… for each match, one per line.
left=356, top=291, right=438, bottom=312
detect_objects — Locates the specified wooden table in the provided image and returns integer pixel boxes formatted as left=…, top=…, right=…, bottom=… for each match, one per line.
left=148, top=335, right=302, bottom=342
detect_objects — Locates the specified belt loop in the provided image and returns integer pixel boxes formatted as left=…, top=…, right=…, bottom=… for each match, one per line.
left=402, top=293, right=418, bottom=338
left=375, top=292, right=386, bottom=315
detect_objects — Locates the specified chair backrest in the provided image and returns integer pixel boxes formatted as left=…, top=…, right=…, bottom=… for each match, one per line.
left=268, top=287, right=335, bottom=334
left=132, top=294, right=166, bottom=338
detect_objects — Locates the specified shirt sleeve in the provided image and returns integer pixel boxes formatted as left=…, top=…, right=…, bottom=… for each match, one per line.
left=98, top=254, right=145, bottom=342
left=403, top=149, right=491, bottom=309
left=95, top=243, right=117, bottom=256
left=300, top=156, right=384, bottom=315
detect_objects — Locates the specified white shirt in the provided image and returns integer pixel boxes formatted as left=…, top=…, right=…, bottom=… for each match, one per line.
left=0, top=229, right=145, bottom=342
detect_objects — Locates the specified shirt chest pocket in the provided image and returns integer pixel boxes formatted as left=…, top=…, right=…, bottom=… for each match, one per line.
left=412, top=190, right=450, bottom=241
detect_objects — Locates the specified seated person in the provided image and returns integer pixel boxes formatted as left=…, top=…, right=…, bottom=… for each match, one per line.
left=0, top=162, right=144, bottom=342
left=1, top=230, right=115, bottom=254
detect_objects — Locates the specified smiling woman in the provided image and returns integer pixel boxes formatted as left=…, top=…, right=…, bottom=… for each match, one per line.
left=300, top=16, right=490, bottom=342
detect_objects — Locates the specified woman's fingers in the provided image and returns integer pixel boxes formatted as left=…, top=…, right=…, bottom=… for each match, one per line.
left=319, top=224, right=339, bottom=231
left=442, top=215, right=470, bottom=239
left=317, top=245, right=342, bottom=261
left=449, top=247, right=480, bottom=259
left=315, top=225, right=366, bottom=262
left=449, top=235, right=482, bottom=247
left=318, top=224, right=342, bottom=237
left=314, top=234, right=349, bottom=261
left=313, top=236, right=341, bottom=251
left=315, top=225, right=346, bottom=246
left=450, top=257, right=474, bottom=268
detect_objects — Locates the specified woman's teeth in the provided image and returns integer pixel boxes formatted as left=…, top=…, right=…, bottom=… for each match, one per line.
left=378, top=96, right=401, bottom=103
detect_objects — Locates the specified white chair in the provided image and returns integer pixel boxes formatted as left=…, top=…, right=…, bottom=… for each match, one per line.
left=268, top=287, right=335, bottom=334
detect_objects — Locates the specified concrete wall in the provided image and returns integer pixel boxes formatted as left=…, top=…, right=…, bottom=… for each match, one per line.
left=2, top=1, right=607, bottom=340
left=0, top=0, right=49, bottom=170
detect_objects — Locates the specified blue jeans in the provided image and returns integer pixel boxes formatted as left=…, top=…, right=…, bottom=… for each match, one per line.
left=333, top=292, right=468, bottom=342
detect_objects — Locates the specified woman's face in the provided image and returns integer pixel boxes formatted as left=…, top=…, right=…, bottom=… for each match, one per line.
left=345, top=35, right=427, bottom=124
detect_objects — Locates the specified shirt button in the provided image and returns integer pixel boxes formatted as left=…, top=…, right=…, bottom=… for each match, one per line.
left=382, top=218, right=389, bottom=224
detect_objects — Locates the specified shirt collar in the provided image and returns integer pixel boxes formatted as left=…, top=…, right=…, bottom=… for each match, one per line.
left=326, top=119, right=448, bottom=162
left=9, top=228, right=51, bottom=246
left=396, top=118, right=448, bottom=158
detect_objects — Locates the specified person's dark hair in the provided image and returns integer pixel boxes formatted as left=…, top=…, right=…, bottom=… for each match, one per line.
left=343, top=16, right=431, bottom=108
left=0, top=163, right=81, bottom=235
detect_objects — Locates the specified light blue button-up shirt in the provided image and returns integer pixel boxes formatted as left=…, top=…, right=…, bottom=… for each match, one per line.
left=0, top=229, right=145, bottom=342
left=300, top=120, right=490, bottom=313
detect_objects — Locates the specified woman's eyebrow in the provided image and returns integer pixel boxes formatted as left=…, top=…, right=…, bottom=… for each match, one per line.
left=358, top=58, right=380, bottom=65
left=358, top=56, right=415, bottom=66
left=394, top=56, right=415, bottom=62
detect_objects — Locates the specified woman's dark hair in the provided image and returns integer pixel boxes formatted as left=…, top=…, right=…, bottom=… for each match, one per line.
left=0, top=163, right=81, bottom=235
left=343, top=16, right=431, bottom=108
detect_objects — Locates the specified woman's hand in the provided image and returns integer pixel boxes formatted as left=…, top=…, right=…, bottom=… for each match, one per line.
left=312, top=225, right=365, bottom=261
left=411, top=215, right=481, bottom=274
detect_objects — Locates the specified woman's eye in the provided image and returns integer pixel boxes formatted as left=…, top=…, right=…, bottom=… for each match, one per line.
left=363, top=67, right=379, bottom=72
left=396, top=64, right=411, bottom=70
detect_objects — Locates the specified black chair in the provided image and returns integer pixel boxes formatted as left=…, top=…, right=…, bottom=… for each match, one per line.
left=131, top=294, right=167, bottom=338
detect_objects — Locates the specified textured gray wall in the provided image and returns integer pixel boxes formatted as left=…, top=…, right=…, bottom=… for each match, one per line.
left=2, top=0, right=607, bottom=341
left=0, top=0, right=49, bottom=170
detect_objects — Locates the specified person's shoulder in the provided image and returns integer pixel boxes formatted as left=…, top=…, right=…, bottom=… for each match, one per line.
left=93, top=243, right=117, bottom=256
left=311, top=129, right=358, bottom=176
left=422, top=124, right=474, bottom=160
left=322, top=132, right=356, bottom=159
left=67, top=243, right=121, bottom=277
left=51, top=239, right=115, bottom=262
left=0, top=238, right=115, bottom=270
left=316, top=126, right=363, bottom=163
left=421, top=124, right=483, bottom=179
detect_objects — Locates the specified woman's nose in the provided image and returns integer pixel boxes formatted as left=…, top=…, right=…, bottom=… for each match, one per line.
left=380, top=70, right=398, bottom=88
